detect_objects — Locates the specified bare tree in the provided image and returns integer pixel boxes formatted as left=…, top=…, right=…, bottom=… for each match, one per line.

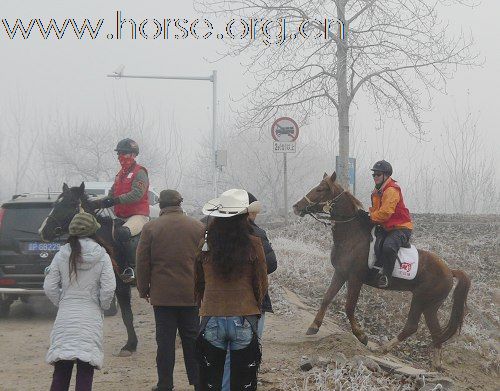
left=441, top=106, right=498, bottom=214
left=6, top=95, right=40, bottom=194
left=44, top=114, right=116, bottom=182
left=196, top=0, right=478, bottom=188
left=43, top=96, right=185, bottom=191
left=146, top=114, right=184, bottom=189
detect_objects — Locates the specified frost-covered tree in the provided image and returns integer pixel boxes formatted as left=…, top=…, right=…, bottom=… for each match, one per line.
left=196, top=0, right=478, bottom=188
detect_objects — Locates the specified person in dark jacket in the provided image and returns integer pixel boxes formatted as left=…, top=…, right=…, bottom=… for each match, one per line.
left=247, top=192, right=277, bottom=331
left=220, top=192, right=277, bottom=390
left=136, top=190, right=204, bottom=391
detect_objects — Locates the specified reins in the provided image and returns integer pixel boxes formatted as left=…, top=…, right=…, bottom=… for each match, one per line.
left=303, top=179, right=360, bottom=228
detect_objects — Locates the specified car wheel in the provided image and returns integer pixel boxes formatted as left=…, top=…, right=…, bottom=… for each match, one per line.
left=104, top=295, right=118, bottom=317
left=0, top=299, right=12, bottom=318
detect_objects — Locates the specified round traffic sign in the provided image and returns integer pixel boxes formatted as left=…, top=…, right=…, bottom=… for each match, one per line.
left=271, top=117, right=299, bottom=142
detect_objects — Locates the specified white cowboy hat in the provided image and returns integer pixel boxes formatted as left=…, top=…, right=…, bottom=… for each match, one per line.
left=202, top=189, right=262, bottom=218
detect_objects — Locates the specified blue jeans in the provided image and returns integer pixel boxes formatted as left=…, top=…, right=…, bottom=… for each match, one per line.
left=221, top=313, right=265, bottom=391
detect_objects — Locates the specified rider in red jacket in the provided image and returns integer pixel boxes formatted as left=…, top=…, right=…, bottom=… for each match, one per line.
left=91, top=138, right=150, bottom=280
left=364, top=160, right=413, bottom=288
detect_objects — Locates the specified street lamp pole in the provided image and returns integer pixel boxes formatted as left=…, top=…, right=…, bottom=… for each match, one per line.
left=211, top=70, right=217, bottom=198
left=107, top=69, right=219, bottom=197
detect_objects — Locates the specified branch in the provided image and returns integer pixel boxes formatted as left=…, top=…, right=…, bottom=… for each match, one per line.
left=348, top=0, right=377, bottom=24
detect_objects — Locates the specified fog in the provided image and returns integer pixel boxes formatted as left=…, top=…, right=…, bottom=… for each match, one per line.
left=1, top=0, right=499, bottom=214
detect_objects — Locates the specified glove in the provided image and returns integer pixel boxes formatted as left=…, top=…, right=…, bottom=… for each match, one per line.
left=89, top=197, right=116, bottom=210
left=101, top=197, right=116, bottom=208
left=357, top=209, right=372, bottom=226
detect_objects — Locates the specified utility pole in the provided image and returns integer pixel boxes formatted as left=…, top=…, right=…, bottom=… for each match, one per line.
left=107, top=69, right=219, bottom=197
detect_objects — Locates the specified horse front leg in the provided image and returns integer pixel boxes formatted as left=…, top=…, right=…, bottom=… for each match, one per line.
left=345, top=277, right=368, bottom=345
left=306, top=272, right=346, bottom=335
left=115, top=279, right=138, bottom=356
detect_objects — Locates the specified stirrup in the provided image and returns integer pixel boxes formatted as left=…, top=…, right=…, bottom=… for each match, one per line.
left=120, top=267, right=135, bottom=283
left=377, top=274, right=389, bottom=289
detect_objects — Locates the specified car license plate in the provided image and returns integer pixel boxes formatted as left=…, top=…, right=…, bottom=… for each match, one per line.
left=25, top=242, right=61, bottom=252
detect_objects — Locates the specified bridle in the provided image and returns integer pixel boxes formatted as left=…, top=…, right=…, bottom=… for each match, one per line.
left=45, top=197, right=83, bottom=238
left=302, top=179, right=358, bottom=227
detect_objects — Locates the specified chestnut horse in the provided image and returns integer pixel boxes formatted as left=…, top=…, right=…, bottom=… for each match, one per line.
left=293, top=172, right=470, bottom=368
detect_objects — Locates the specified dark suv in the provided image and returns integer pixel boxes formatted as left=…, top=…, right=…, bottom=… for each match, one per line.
left=0, top=192, right=117, bottom=317
left=0, top=193, right=64, bottom=316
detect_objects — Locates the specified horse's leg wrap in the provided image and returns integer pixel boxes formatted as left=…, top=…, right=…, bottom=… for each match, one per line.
left=196, top=336, right=227, bottom=391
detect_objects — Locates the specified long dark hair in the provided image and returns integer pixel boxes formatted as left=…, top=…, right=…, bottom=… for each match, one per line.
left=68, top=234, right=113, bottom=280
left=206, top=214, right=254, bottom=278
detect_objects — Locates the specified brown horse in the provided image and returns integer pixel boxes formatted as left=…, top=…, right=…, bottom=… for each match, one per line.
left=292, top=172, right=471, bottom=368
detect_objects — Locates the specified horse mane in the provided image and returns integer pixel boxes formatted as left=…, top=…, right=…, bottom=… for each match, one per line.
left=328, top=177, right=364, bottom=210
left=345, top=190, right=364, bottom=210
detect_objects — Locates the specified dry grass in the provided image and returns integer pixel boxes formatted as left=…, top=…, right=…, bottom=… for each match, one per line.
left=262, top=213, right=500, bottom=388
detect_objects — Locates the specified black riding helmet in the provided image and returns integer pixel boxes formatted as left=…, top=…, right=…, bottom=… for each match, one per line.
left=115, top=138, right=139, bottom=155
left=371, top=160, right=393, bottom=176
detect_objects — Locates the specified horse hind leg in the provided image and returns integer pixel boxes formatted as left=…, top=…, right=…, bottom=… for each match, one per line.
left=376, top=295, right=424, bottom=354
left=345, top=277, right=368, bottom=345
left=424, top=300, right=445, bottom=370
left=306, top=272, right=346, bottom=335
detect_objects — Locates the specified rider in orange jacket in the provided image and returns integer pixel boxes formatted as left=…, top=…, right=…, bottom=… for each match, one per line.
left=367, top=160, right=413, bottom=288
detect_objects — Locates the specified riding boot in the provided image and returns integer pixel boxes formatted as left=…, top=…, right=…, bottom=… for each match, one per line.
left=115, top=225, right=136, bottom=283
left=196, top=335, right=227, bottom=391
left=230, top=335, right=262, bottom=391
left=121, top=236, right=139, bottom=283
left=379, top=250, right=398, bottom=288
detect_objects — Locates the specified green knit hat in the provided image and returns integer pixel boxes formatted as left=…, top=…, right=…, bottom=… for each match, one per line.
left=69, top=212, right=101, bottom=237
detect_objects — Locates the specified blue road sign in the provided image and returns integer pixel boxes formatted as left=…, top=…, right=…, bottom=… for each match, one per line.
left=335, top=156, right=356, bottom=195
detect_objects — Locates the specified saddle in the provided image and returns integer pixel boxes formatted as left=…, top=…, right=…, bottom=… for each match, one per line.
left=368, top=228, right=419, bottom=280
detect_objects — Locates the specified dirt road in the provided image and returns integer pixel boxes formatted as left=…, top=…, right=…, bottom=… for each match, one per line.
left=1, top=287, right=496, bottom=390
left=1, top=290, right=339, bottom=391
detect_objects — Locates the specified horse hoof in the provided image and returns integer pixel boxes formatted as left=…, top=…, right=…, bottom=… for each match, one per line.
left=306, top=327, right=319, bottom=335
left=116, top=349, right=133, bottom=357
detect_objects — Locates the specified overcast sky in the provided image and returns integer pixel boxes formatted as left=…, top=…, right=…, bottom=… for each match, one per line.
left=1, top=0, right=499, bottom=200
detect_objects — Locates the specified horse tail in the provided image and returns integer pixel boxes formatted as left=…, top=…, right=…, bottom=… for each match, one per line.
left=436, top=269, right=471, bottom=345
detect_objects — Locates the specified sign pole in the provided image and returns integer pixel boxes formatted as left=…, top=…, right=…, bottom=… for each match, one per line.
left=283, top=153, right=288, bottom=224
left=271, top=116, right=298, bottom=225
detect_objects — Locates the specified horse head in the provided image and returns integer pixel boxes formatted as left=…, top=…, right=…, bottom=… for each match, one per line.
left=293, top=172, right=360, bottom=219
left=39, top=182, right=88, bottom=241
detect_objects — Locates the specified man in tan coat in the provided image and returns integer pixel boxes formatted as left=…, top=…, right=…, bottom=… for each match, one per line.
left=136, top=190, right=204, bottom=391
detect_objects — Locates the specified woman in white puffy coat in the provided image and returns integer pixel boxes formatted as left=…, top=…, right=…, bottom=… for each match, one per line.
left=44, top=212, right=116, bottom=391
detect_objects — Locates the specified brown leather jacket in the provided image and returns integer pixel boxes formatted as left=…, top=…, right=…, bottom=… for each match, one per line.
left=194, top=235, right=268, bottom=316
left=136, top=206, right=204, bottom=306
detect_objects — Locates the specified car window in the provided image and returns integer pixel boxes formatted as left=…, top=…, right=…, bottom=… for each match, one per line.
left=0, top=204, right=53, bottom=244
